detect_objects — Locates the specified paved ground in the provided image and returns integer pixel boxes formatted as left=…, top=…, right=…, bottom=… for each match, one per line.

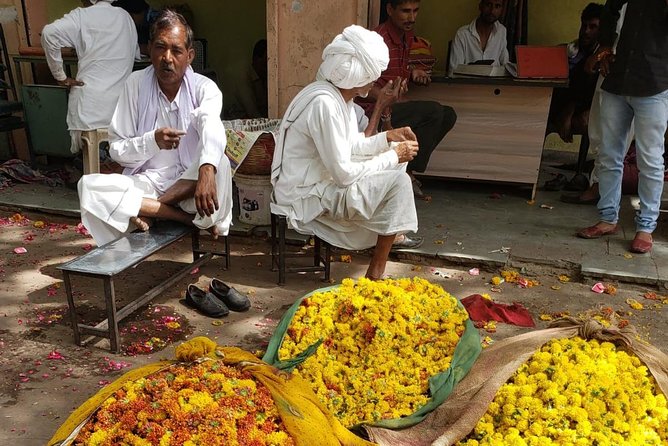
left=0, top=151, right=667, bottom=444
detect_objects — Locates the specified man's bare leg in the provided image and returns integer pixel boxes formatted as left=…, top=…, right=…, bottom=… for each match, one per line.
left=158, top=179, right=196, bottom=205
left=137, top=197, right=193, bottom=225
left=134, top=180, right=221, bottom=238
left=365, top=234, right=395, bottom=280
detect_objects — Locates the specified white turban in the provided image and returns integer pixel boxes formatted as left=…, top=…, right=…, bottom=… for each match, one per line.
left=317, top=25, right=389, bottom=89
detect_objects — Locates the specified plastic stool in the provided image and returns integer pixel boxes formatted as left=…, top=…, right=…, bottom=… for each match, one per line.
left=81, top=128, right=110, bottom=174
left=270, top=213, right=331, bottom=285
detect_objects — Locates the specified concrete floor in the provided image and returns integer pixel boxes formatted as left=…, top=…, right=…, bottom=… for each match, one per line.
left=1, top=156, right=667, bottom=286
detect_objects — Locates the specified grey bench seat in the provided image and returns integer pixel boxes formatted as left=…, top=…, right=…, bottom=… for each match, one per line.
left=58, top=221, right=229, bottom=352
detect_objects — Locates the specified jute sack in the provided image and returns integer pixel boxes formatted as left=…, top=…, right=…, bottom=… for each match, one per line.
left=366, top=317, right=668, bottom=446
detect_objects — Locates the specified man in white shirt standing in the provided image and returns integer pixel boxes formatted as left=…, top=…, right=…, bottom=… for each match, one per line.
left=41, top=0, right=139, bottom=154
left=77, top=10, right=233, bottom=246
left=448, top=0, right=509, bottom=75
left=272, top=25, right=422, bottom=281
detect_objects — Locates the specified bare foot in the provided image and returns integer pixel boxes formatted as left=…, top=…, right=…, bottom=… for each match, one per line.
left=130, top=216, right=153, bottom=232
left=365, top=265, right=385, bottom=280
left=206, top=224, right=220, bottom=240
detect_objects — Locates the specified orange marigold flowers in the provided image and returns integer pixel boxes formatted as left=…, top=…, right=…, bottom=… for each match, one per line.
left=74, top=360, right=294, bottom=446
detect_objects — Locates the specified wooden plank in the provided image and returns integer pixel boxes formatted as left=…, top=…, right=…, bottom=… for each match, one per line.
left=405, top=81, right=552, bottom=186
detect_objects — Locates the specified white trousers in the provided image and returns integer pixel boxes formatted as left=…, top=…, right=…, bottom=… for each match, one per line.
left=78, top=158, right=233, bottom=246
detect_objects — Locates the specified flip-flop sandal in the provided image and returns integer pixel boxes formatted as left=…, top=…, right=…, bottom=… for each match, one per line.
left=391, top=235, right=424, bottom=251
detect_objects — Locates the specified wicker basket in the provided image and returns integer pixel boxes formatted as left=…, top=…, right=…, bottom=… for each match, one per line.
left=235, top=132, right=276, bottom=176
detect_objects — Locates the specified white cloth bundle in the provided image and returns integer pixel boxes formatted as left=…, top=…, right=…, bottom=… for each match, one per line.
left=318, top=24, right=389, bottom=89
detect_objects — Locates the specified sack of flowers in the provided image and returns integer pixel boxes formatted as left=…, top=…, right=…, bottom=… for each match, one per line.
left=366, top=316, right=668, bottom=446
left=48, top=337, right=375, bottom=446
left=262, top=277, right=482, bottom=430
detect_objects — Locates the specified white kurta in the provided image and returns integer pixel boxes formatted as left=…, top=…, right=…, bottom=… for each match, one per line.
left=448, top=19, right=509, bottom=76
left=78, top=68, right=233, bottom=246
left=271, top=81, right=417, bottom=250
left=41, top=2, right=139, bottom=149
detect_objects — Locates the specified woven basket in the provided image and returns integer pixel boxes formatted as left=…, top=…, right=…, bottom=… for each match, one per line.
left=235, top=132, right=276, bottom=176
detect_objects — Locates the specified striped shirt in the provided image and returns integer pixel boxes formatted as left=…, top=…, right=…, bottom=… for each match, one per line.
left=356, top=22, right=413, bottom=117
left=374, top=21, right=413, bottom=88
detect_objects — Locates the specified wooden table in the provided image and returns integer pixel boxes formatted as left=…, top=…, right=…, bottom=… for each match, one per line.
left=406, top=76, right=567, bottom=199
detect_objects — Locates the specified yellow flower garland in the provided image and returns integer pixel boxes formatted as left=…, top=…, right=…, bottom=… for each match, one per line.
left=278, top=277, right=469, bottom=427
left=458, top=337, right=668, bottom=445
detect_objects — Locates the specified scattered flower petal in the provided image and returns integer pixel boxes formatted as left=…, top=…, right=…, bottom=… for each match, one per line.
left=591, top=282, right=605, bottom=294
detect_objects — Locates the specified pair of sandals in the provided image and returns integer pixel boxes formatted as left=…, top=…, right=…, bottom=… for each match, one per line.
left=184, top=278, right=251, bottom=318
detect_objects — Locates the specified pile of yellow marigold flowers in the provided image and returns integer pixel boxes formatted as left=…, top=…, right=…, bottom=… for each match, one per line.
left=278, top=277, right=469, bottom=427
left=75, top=359, right=294, bottom=446
left=458, top=337, right=668, bottom=445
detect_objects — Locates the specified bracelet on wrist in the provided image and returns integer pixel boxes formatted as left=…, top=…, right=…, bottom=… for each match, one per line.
left=380, top=114, right=392, bottom=122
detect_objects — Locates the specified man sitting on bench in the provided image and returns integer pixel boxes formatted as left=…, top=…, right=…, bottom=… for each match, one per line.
left=78, top=10, right=233, bottom=246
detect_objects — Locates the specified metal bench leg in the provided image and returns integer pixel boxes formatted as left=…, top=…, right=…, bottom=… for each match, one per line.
left=191, top=229, right=201, bottom=262
left=324, top=242, right=331, bottom=282
left=62, top=272, right=81, bottom=346
left=278, top=215, right=287, bottom=285
left=223, top=235, right=230, bottom=270
left=103, top=278, right=120, bottom=353
left=270, top=213, right=278, bottom=272
left=314, top=236, right=321, bottom=267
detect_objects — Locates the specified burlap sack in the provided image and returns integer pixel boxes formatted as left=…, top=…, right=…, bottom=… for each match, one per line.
left=366, top=317, right=668, bottom=446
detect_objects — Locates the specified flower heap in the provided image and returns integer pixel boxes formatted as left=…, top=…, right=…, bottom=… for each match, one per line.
left=74, top=360, right=294, bottom=446
left=458, top=337, right=668, bottom=445
left=278, top=277, right=469, bottom=427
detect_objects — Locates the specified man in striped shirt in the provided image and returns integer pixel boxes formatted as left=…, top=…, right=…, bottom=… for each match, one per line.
left=357, top=0, right=457, bottom=198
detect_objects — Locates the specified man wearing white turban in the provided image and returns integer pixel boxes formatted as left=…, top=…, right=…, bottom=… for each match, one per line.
left=41, top=0, right=139, bottom=155
left=271, top=25, right=422, bottom=280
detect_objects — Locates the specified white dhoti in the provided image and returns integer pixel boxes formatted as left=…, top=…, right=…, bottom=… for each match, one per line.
left=78, top=157, right=233, bottom=246
left=288, top=170, right=417, bottom=251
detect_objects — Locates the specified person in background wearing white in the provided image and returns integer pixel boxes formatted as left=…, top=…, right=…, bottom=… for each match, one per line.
left=41, top=0, right=139, bottom=154
left=448, top=0, right=509, bottom=76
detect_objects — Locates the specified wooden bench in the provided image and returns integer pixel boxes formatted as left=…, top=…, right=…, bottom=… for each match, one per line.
left=58, top=221, right=230, bottom=353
